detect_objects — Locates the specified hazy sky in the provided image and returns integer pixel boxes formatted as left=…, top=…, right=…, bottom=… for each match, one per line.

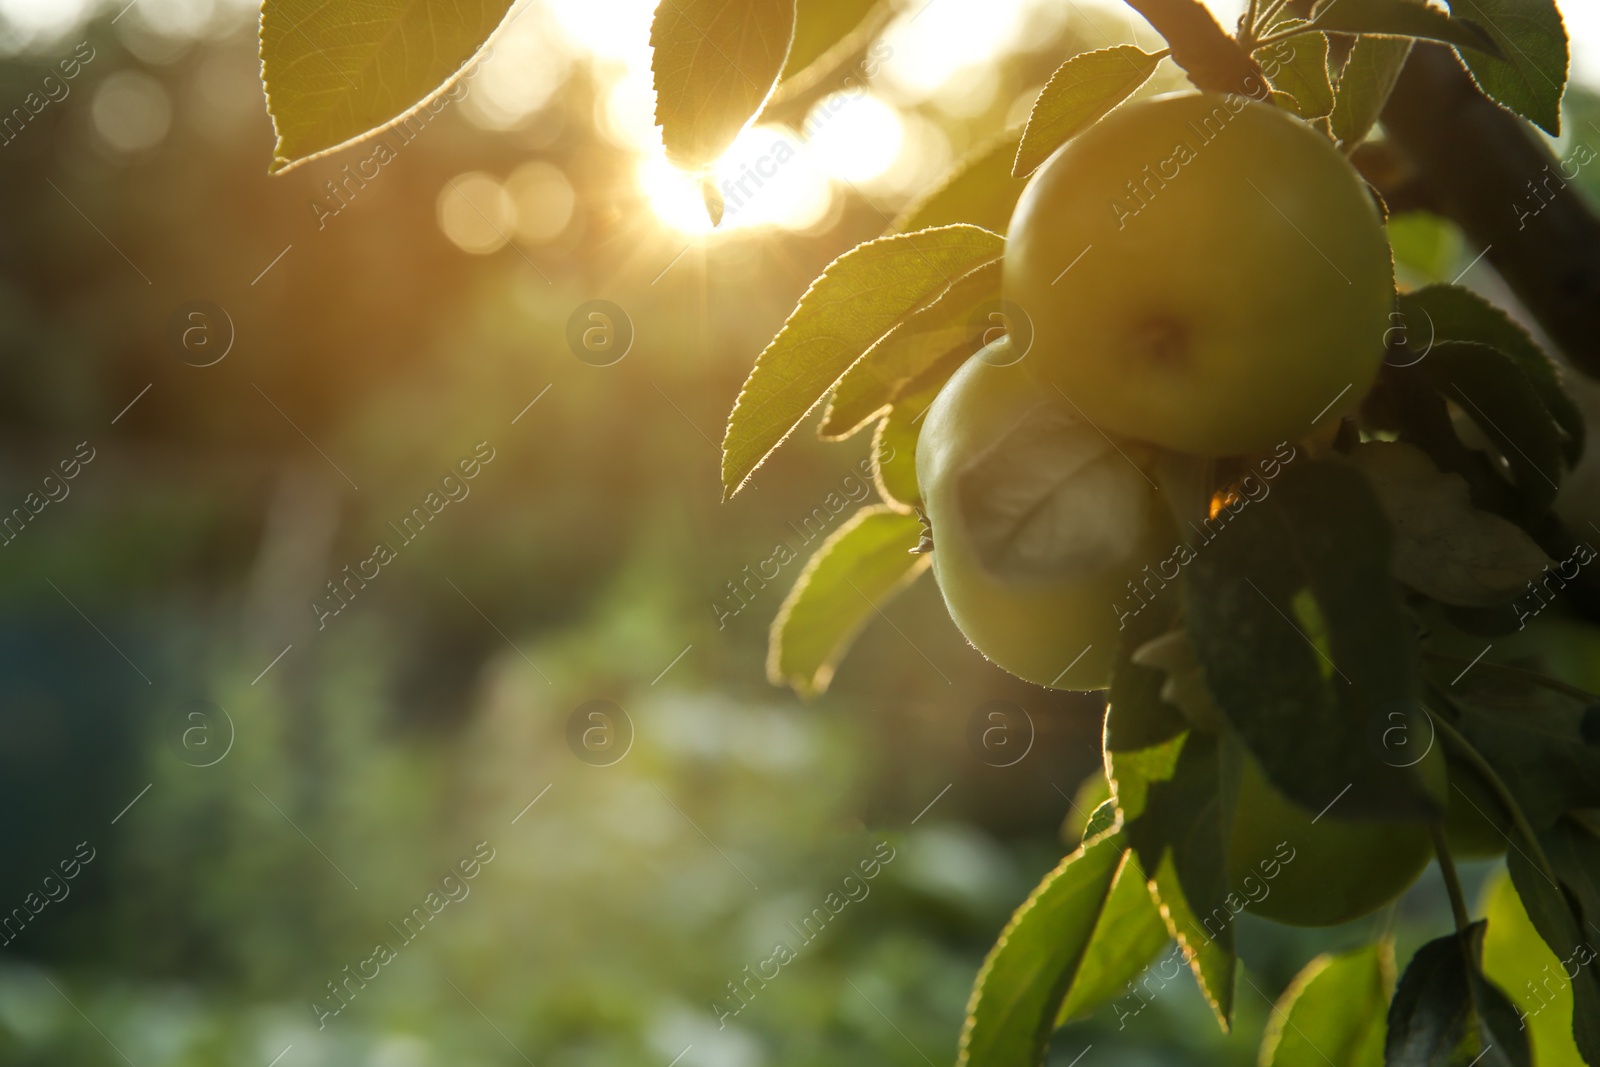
left=0, top=0, right=1595, bottom=97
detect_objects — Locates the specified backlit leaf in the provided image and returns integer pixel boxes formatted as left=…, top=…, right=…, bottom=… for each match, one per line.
left=1103, top=595, right=1187, bottom=823
left=767, top=505, right=929, bottom=696
left=1330, top=34, right=1414, bottom=145
left=1307, top=0, right=1501, bottom=57
left=1057, top=849, right=1170, bottom=1023
left=893, top=135, right=1025, bottom=236
left=1126, top=731, right=1236, bottom=1029
left=957, top=832, right=1126, bottom=1067
left=259, top=0, right=512, bottom=173
left=722, top=224, right=1003, bottom=497
left=870, top=366, right=952, bottom=512
left=651, top=0, right=796, bottom=167
left=1480, top=868, right=1590, bottom=1067
left=1534, top=819, right=1600, bottom=1062
left=781, top=0, right=881, bottom=81
left=1446, top=0, right=1568, bottom=136
left=1262, top=942, right=1392, bottom=1067
left=1504, top=827, right=1600, bottom=1065
left=1256, top=25, right=1334, bottom=118
left=820, top=260, right=1000, bottom=440
left=1012, top=47, right=1162, bottom=178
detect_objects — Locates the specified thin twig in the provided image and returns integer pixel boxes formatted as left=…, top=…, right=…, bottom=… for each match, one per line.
left=1430, top=822, right=1471, bottom=931
left=1422, top=651, right=1597, bottom=704
left=1426, top=688, right=1563, bottom=888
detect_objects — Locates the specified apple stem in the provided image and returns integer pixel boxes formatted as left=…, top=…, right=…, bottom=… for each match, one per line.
left=1429, top=821, right=1471, bottom=932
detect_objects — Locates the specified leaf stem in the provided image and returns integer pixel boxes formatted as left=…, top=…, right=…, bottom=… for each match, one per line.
left=1421, top=651, right=1598, bottom=704
left=1430, top=821, right=1471, bottom=931
left=1251, top=24, right=1315, bottom=49
left=1242, top=0, right=1262, bottom=46
left=1254, top=0, right=1294, bottom=36
left=1424, top=688, right=1564, bottom=888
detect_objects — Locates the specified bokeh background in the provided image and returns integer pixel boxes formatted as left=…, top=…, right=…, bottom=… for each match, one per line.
left=0, top=0, right=1596, bottom=1064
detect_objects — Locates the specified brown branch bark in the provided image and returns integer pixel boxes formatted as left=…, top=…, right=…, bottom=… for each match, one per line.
left=1380, top=43, right=1600, bottom=381
left=1120, top=0, right=1265, bottom=97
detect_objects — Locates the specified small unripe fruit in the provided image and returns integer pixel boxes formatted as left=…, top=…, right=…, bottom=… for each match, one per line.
left=1229, top=747, right=1438, bottom=927
left=916, top=343, right=1174, bottom=689
left=1005, top=93, right=1394, bottom=457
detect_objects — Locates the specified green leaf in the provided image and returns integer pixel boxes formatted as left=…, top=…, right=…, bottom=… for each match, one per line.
left=1349, top=441, right=1551, bottom=606
left=1057, top=849, right=1170, bottom=1023
left=781, top=0, right=881, bottom=80
left=870, top=365, right=953, bottom=512
left=1126, top=731, right=1236, bottom=1029
left=650, top=0, right=797, bottom=168
left=1504, top=827, right=1600, bottom=1065
left=1130, top=629, right=1227, bottom=734
left=1470, top=943, right=1538, bottom=1067
left=722, top=224, right=1003, bottom=497
left=1307, top=0, right=1502, bottom=57
left=1398, top=285, right=1583, bottom=465
left=957, top=833, right=1126, bottom=1067
left=1448, top=703, right=1600, bottom=829
left=1012, top=47, right=1162, bottom=178
left=1480, top=867, right=1591, bottom=1067
left=1256, top=25, right=1335, bottom=119
left=763, top=0, right=892, bottom=109
left=892, top=135, right=1025, bottom=236
left=1330, top=34, right=1414, bottom=144
left=1079, top=795, right=1118, bottom=842
left=1418, top=342, right=1566, bottom=511
left=766, top=505, right=929, bottom=696
left=1104, top=595, right=1188, bottom=823
left=1387, top=922, right=1532, bottom=1067
left=1262, top=942, right=1392, bottom=1067
left=870, top=414, right=919, bottom=511
left=1542, top=818, right=1600, bottom=949
left=259, top=0, right=512, bottom=173
left=1530, top=819, right=1600, bottom=1062
left=1445, top=0, right=1568, bottom=136
left=1183, top=459, right=1440, bottom=822
left=820, top=260, right=1000, bottom=440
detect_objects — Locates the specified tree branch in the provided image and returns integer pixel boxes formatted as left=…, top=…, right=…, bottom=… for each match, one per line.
left=1380, top=43, right=1600, bottom=381
left=1120, top=0, right=1266, bottom=97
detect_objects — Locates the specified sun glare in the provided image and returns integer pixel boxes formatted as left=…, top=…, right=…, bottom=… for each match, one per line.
left=639, top=124, right=837, bottom=235
left=451, top=0, right=1600, bottom=240
left=877, top=0, right=1037, bottom=101
left=805, top=92, right=904, bottom=184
